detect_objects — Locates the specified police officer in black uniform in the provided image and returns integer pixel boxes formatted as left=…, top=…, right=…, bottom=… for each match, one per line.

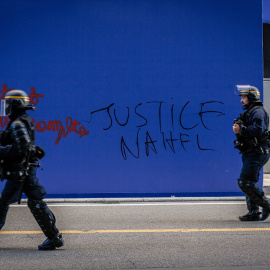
left=0, top=90, right=64, bottom=250
left=233, top=85, right=270, bottom=221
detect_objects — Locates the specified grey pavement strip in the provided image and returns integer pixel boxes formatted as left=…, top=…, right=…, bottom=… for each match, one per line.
left=17, top=196, right=246, bottom=204
left=120, top=267, right=270, bottom=270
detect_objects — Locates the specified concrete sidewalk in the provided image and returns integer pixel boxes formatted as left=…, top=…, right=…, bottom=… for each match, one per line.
left=26, top=196, right=246, bottom=204
left=18, top=195, right=247, bottom=204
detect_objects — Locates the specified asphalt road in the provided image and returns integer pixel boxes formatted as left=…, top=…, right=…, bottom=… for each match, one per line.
left=1, top=200, right=270, bottom=270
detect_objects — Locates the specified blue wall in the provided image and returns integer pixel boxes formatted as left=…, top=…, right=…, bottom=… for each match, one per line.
left=0, top=0, right=263, bottom=197
left=263, top=0, right=270, bottom=22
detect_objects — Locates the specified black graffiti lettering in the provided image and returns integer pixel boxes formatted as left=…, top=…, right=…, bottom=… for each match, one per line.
left=164, top=131, right=178, bottom=153
left=146, top=101, right=166, bottom=133
left=145, top=131, right=158, bottom=156
left=199, top=101, right=225, bottom=130
left=114, top=107, right=130, bottom=126
left=135, top=103, right=148, bottom=127
left=196, top=134, right=214, bottom=151
left=87, top=98, right=225, bottom=159
left=120, top=128, right=140, bottom=160
left=179, top=133, right=190, bottom=151
left=86, top=103, right=114, bottom=131
left=179, top=101, right=199, bottom=130
left=171, top=102, right=175, bottom=131
left=162, top=132, right=167, bottom=150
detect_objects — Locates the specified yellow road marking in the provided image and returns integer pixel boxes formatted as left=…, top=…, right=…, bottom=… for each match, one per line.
left=1, top=228, right=270, bottom=235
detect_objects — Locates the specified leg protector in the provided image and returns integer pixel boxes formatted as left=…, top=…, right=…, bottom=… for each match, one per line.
left=238, top=179, right=270, bottom=211
left=246, top=196, right=259, bottom=212
left=28, top=198, right=59, bottom=239
left=0, top=199, right=9, bottom=230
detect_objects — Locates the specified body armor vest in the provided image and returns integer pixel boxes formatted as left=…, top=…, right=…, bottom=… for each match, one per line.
left=234, top=106, right=270, bottom=153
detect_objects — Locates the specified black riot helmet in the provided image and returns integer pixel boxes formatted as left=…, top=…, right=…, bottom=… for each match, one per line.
left=0, top=90, right=36, bottom=116
left=235, top=85, right=262, bottom=104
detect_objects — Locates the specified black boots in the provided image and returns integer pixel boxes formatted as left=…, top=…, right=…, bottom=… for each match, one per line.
left=38, top=233, right=64, bottom=250
left=239, top=210, right=261, bottom=221
left=239, top=209, right=270, bottom=221
left=260, top=208, right=270, bottom=221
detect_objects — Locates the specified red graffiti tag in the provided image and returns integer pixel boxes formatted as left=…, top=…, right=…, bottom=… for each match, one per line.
left=29, top=87, right=44, bottom=105
left=35, top=117, right=89, bottom=144
left=0, top=84, right=14, bottom=100
left=0, top=84, right=89, bottom=144
left=0, top=84, right=44, bottom=105
left=0, top=117, right=9, bottom=128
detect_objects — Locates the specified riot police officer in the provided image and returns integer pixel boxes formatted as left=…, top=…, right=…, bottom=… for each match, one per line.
left=0, top=90, right=64, bottom=250
left=233, top=85, right=270, bottom=221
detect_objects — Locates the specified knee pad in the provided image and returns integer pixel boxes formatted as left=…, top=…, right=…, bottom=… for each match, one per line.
left=238, top=179, right=252, bottom=192
left=238, top=179, right=250, bottom=194
left=238, top=179, right=264, bottom=196
left=28, top=199, right=50, bottom=214
left=238, top=179, right=245, bottom=188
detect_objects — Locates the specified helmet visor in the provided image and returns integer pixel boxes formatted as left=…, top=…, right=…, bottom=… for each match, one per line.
left=234, top=85, right=251, bottom=96
left=0, top=99, right=10, bottom=116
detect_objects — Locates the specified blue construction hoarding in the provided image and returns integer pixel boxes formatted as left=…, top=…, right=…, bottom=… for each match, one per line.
left=0, top=0, right=263, bottom=197
left=264, top=0, right=270, bottom=23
